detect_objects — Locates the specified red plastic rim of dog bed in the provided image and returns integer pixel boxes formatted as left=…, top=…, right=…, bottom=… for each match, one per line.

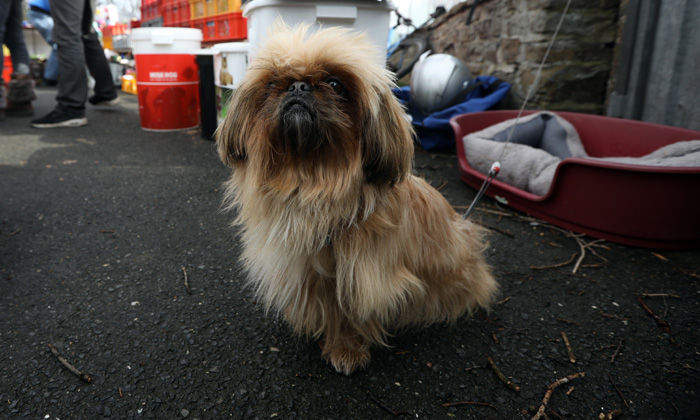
left=451, top=110, right=700, bottom=249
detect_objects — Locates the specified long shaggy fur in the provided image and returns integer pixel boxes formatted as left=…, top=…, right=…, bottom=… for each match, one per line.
left=216, top=23, right=498, bottom=374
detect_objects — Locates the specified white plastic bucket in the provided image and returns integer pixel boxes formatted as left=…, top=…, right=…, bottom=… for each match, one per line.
left=211, top=42, right=249, bottom=89
left=210, top=42, right=250, bottom=122
left=131, top=27, right=203, bottom=131
left=243, top=0, right=394, bottom=64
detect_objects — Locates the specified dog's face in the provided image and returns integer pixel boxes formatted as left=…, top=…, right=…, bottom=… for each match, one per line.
left=216, top=24, right=414, bottom=186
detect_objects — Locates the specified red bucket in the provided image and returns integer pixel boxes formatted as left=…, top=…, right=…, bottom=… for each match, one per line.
left=131, top=28, right=202, bottom=131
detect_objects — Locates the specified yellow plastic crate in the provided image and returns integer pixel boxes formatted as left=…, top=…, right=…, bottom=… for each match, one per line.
left=189, top=0, right=214, bottom=18
left=121, top=74, right=137, bottom=95
left=103, top=36, right=113, bottom=50
left=216, top=0, right=241, bottom=14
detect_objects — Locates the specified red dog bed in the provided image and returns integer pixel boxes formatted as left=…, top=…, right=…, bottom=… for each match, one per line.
left=451, top=110, right=700, bottom=249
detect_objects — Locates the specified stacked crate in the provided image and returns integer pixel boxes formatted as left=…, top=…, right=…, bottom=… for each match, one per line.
left=141, top=0, right=163, bottom=27
left=189, top=0, right=246, bottom=43
left=103, top=23, right=131, bottom=50
left=162, top=0, right=192, bottom=27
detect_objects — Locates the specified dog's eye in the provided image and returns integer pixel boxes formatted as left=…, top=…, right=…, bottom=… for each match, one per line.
left=267, top=80, right=277, bottom=90
left=327, top=78, right=345, bottom=96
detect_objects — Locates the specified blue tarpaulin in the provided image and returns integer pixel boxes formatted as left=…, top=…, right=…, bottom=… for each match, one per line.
left=394, top=76, right=511, bottom=150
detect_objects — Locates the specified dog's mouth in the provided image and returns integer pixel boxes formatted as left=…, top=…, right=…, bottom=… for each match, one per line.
left=279, top=96, right=321, bottom=155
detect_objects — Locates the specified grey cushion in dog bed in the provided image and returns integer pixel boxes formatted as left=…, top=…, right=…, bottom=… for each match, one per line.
left=463, top=112, right=700, bottom=196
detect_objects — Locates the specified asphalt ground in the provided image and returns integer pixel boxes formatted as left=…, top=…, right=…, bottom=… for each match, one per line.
left=1, top=86, right=699, bottom=419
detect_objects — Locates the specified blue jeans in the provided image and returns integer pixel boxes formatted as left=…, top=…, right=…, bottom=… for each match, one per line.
left=28, top=9, right=59, bottom=82
left=0, top=0, right=31, bottom=74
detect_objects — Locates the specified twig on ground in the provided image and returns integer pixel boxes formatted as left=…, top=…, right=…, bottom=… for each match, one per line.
left=47, top=344, right=92, bottom=383
left=637, top=297, right=670, bottom=331
left=607, top=371, right=629, bottom=408
left=368, top=394, right=408, bottom=417
left=473, top=220, right=515, bottom=238
left=496, top=297, right=511, bottom=305
left=638, top=296, right=679, bottom=346
left=531, top=372, right=585, bottom=420
left=461, top=204, right=610, bottom=272
left=442, top=401, right=499, bottom=412
left=677, top=267, right=700, bottom=279
left=561, top=331, right=576, bottom=363
left=182, top=265, right=192, bottom=295
left=435, top=179, right=448, bottom=191
left=487, top=356, right=520, bottom=392
left=599, top=311, right=624, bottom=320
left=640, top=292, right=680, bottom=299
left=557, top=318, right=580, bottom=326
left=530, top=253, right=576, bottom=270
left=610, top=340, right=624, bottom=363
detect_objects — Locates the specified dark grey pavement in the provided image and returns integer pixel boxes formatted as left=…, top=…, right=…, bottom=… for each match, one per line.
left=1, top=86, right=699, bottom=419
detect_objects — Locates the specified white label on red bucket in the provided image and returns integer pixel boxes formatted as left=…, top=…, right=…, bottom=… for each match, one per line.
left=135, top=54, right=199, bottom=84
left=149, top=71, right=179, bottom=81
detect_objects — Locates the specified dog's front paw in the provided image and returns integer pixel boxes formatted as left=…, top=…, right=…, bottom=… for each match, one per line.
left=321, top=341, right=371, bottom=375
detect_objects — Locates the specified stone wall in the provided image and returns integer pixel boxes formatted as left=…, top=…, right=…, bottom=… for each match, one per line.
left=426, top=0, right=621, bottom=113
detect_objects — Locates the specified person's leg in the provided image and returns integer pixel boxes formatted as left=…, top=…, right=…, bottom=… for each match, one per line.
left=3, top=0, right=31, bottom=74
left=50, top=0, right=88, bottom=117
left=81, top=1, right=118, bottom=104
left=31, top=0, right=88, bottom=126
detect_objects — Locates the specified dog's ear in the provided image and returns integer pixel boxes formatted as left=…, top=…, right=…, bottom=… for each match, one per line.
left=362, top=89, right=414, bottom=186
left=215, top=83, right=256, bottom=166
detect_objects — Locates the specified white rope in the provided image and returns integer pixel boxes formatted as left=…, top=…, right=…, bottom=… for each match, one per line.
left=463, top=0, right=573, bottom=219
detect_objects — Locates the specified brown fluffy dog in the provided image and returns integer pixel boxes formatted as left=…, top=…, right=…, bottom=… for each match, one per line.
left=216, top=24, right=497, bottom=374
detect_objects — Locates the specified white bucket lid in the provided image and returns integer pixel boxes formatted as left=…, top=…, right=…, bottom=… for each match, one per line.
left=243, top=0, right=395, bottom=17
left=131, top=27, right=203, bottom=45
left=211, top=42, right=250, bottom=54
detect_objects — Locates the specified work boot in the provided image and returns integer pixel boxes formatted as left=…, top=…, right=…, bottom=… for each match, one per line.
left=6, top=73, right=36, bottom=117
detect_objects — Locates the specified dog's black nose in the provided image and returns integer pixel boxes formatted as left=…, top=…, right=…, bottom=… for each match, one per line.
left=288, top=81, right=312, bottom=93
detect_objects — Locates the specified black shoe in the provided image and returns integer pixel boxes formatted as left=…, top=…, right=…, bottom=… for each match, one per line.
left=31, top=109, right=87, bottom=128
left=88, top=93, right=120, bottom=106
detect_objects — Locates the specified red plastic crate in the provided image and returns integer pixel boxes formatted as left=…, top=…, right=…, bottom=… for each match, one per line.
left=213, top=12, right=246, bottom=41
left=193, top=12, right=245, bottom=42
left=175, top=0, right=191, bottom=27
left=140, top=0, right=162, bottom=22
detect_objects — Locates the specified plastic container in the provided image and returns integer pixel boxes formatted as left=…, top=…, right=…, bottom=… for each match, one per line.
left=192, top=12, right=246, bottom=43
left=451, top=110, right=700, bottom=249
left=216, top=0, right=242, bottom=14
left=194, top=49, right=217, bottom=140
left=141, top=0, right=162, bottom=23
left=121, top=74, right=138, bottom=95
left=2, top=54, right=12, bottom=84
left=211, top=42, right=248, bottom=88
left=131, top=27, right=203, bottom=131
left=162, top=0, right=191, bottom=27
left=243, top=0, right=394, bottom=64
left=211, top=42, right=249, bottom=122
left=189, top=0, right=215, bottom=18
